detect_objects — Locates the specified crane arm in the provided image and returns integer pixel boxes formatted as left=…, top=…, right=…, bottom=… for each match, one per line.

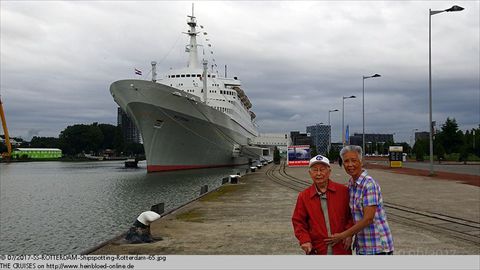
left=0, top=96, right=12, bottom=158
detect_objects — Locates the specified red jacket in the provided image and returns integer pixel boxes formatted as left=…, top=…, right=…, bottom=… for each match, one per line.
left=292, top=180, right=353, bottom=255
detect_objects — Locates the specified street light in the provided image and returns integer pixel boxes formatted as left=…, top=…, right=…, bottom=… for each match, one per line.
left=328, top=109, right=339, bottom=153
left=362, top=74, right=381, bottom=157
left=429, top=5, right=464, bottom=175
left=411, top=128, right=419, bottom=156
left=342, top=95, right=356, bottom=146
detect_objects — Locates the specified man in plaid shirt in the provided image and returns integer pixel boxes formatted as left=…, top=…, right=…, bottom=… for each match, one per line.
left=325, top=145, right=394, bottom=255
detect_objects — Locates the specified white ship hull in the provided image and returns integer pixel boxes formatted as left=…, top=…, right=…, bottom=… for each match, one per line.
left=111, top=80, right=257, bottom=172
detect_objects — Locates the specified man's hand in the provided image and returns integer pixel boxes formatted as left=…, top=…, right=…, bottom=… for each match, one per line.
left=343, top=236, right=353, bottom=251
left=300, top=242, right=312, bottom=254
left=325, top=232, right=346, bottom=246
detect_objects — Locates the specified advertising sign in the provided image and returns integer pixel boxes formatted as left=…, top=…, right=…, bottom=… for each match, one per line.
left=389, top=146, right=403, bottom=168
left=287, top=145, right=311, bottom=167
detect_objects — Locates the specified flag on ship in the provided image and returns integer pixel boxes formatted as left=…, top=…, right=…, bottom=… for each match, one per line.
left=135, top=68, right=142, bottom=75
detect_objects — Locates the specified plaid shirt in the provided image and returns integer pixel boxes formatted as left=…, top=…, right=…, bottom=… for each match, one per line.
left=348, top=170, right=394, bottom=254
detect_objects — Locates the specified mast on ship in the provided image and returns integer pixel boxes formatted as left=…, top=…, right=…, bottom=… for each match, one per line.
left=184, top=4, right=200, bottom=69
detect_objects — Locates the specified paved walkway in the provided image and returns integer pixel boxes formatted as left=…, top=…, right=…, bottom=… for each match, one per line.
left=91, top=163, right=479, bottom=255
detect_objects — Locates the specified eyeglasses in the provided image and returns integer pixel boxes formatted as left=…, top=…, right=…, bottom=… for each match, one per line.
left=309, top=167, right=329, bottom=174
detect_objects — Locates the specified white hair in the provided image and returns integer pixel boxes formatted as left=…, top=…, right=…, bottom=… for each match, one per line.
left=340, top=145, right=363, bottom=161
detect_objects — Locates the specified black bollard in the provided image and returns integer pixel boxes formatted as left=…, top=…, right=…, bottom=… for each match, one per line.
left=151, top=203, right=165, bottom=215
left=222, top=177, right=229, bottom=185
left=230, top=175, right=239, bottom=184
left=125, top=211, right=161, bottom=244
left=200, top=185, right=208, bottom=195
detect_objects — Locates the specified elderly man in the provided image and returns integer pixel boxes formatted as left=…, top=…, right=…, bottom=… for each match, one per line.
left=326, top=145, right=394, bottom=255
left=292, top=155, right=353, bottom=255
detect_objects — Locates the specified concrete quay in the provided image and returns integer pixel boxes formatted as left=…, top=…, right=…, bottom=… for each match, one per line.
left=91, top=162, right=479, bottom=255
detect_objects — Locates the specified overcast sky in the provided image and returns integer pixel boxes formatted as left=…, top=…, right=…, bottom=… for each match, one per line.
left=1, top=1, right=479, bottom=144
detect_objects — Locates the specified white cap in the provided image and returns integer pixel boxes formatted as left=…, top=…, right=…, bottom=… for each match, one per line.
left=309, top=155, right=330, bottom=167
left=136, top=211, right=161, bottom=226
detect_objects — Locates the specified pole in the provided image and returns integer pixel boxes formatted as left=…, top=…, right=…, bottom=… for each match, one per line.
left=328, top=112, right=331, bottom=154
left=362, top=77, right=365, bottom=155
left=428, top=9, right=434, bottom=175
left=342, top=99, right=345, bottom=146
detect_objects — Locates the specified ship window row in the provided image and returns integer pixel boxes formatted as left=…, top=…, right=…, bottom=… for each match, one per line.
left=167, top=74, right=216, bottom=78
left=220, top=90, right=235, bottom=96
left=214, top=106, right=232, bottom=114
left=209, top=90, right=218, bottom=93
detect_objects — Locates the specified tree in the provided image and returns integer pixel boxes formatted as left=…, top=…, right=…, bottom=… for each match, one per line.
left=310, top=145, right=317, bottom=157
left=413, top=139, right=428, bottom=161
left=59, top=123, right=104, bottom=155
left=273, top=146, right=280, bottom=164
left=436, top=118, right=463, bottom=154
left=30, top=137, right=60, bottom=148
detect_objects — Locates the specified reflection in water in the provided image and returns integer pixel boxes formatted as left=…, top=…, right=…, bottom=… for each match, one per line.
left=0, top=161, right=248, bottom=254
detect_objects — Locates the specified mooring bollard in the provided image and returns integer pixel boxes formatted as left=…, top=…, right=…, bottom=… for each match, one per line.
left=125, top=211, right=161, bottom=244
left=229, top=175, right=239, bottom=184
left=257, top=164, right=262, bottom=169
left=150, top=203, right=165, bottom=215
left=250, top=166, right=256, bottom=172
left=200, top=185, right=208, bottom=195
left=222, top=177, right=229, bottom=185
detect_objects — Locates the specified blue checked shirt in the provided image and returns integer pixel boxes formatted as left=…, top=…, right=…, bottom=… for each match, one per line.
left=348, top=170, right=394, bottom=254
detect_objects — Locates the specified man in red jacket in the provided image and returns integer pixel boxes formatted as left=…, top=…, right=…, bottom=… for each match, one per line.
left=292, top=154, right=353, bottom=255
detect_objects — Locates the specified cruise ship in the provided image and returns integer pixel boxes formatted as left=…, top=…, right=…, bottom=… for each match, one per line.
left=110, top=9, right=259, bottom=172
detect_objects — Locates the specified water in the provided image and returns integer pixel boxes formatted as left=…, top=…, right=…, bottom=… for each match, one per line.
left=0, top=160, right=248, bottom=254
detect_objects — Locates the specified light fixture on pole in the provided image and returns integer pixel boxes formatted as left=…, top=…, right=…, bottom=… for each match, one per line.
left=328, top=109, right=339, bottom=154
left=362, top=74, right=381, bottom=157
left=429, top=5, right=464, bottom=175
left=342, top=96, right=356, bottom=146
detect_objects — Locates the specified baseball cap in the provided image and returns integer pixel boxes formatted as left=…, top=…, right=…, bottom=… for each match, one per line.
left=309, top=155, right=330, bottom=167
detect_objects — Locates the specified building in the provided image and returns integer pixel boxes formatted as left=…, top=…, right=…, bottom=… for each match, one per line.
left=415, top=131, right=429, bottom=142
left=290, top=131, right=312, bottom=147
left=12, top=148, right=62, bottom=159
left=349, top=133, right=394, bottom=147
left=250, top=133, right=289, bottom=156
left=306, top=124, right=330, bottom=155
left=117, top=107, right=142, bottom=144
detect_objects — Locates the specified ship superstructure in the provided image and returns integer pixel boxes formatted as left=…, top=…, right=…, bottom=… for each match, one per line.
left=110, top=8, right=259, bottom=172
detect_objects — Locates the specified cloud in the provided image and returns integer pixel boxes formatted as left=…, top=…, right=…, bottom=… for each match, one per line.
left=1, top=1, right=479, bottom=144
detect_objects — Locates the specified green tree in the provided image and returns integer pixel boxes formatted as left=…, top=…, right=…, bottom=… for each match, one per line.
left=310, top=145, right=317, bottom=157
left=30, top=136, right=60, bottom=148
left=413, top=139, right=428, bottom=161
left=273, top=146, right=280, bottom=164
left=437, top=118, right=463, bottom=154
left=59, top=123, right=104, bottom=155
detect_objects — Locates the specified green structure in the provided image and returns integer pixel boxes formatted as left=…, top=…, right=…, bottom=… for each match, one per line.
left=12, top=148, right=62, bottom=160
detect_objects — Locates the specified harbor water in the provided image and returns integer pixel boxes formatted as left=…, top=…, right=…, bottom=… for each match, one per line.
left=0, top=160, right=249, bottom=254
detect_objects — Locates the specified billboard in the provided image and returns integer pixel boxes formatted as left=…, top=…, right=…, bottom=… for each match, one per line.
left=287, top=145, right=311, bottom=167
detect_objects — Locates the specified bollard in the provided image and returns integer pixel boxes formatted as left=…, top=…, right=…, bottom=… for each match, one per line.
left=250, top=166, right=256, bottom=172
left=222, top=177, right=229, bottom=185
left=125, top=211, right=161, bottom=244
left=200, top=185, right=208, bottom=195
left=150, top=203, right=165, bottom=215
left=257, top=164, right=262, bottom=169
left=229, top=175, right=239, bottom=184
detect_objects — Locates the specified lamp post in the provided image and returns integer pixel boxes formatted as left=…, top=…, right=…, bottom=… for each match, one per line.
left=342, top=96, right=356, bottom=146
left=328, top=109, right=339, bottom=154
left=411, top=128, right=418, bottom=156
left=429, top=5, right=464, bottom=175
left=362, top=74, right=381, bottom=157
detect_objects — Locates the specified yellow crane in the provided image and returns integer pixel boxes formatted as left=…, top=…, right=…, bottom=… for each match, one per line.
left=0, top=96, right=12, bottom=160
